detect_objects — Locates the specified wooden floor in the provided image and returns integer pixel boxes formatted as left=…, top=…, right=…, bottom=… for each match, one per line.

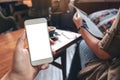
left=34, top=44, right=76, bottom=80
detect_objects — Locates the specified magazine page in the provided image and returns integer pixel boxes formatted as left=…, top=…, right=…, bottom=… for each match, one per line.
left=88, top=9, right=118, bottom=33
left=70, top=3, right=103, bottom=38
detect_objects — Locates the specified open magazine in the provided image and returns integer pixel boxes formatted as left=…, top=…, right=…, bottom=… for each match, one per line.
left=89, top=9, right=118, bottom=33
left=70, top=3, right=103, bottom=38
left=70, top=3, right=118, bottom=38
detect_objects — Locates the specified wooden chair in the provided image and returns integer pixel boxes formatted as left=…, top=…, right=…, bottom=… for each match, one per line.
left=0, top=11, right=18, bottom=34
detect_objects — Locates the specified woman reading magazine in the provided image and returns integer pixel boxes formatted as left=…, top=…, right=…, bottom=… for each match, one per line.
left=70, top=8, right=120, bottom=80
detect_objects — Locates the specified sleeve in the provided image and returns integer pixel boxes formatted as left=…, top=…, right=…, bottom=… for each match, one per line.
left=98, top=8, right=120, bottom=58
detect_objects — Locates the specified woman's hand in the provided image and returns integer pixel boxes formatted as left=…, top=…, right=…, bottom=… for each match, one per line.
left=73, top=12, right=83, bottom=30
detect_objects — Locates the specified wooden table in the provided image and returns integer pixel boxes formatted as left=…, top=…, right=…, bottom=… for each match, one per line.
left=0, top=28, right=81, bottom=80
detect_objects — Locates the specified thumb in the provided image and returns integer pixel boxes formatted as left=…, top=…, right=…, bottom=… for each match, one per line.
left=16, top=31, right=26, bottom=49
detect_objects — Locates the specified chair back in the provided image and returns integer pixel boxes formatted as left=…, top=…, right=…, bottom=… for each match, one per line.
left=0, top=11, right=17, bottom=34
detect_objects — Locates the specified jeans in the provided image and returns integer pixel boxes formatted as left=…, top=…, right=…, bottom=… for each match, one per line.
left=68, top=40, right=98, bottom=80
left=79, top=40, right=98, bottom=69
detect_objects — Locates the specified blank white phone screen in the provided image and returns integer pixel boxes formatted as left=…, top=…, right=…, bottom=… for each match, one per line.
left=26, top=22, right=52, bottom=62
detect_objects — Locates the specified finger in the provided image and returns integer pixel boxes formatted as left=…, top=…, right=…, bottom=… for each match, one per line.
left=36, top=64, right=49, bottom=71
left=50, top=39, right=55, bottom=45
left=73, top=12, right=77, bottom=18
left=75, top=12, right=78, bottom=17
left=16, top=31, right=26, bottom=49
left=41, top=64, right=49, bottom=70
left=73, top=12, right=78, bottom=21
left=52, top=50, right=56, bottom=56
left=76, top=12, right=81, bottom=18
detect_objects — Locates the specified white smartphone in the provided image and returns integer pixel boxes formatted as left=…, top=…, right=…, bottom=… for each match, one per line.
left=24, top=18, right=53, bottom=66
